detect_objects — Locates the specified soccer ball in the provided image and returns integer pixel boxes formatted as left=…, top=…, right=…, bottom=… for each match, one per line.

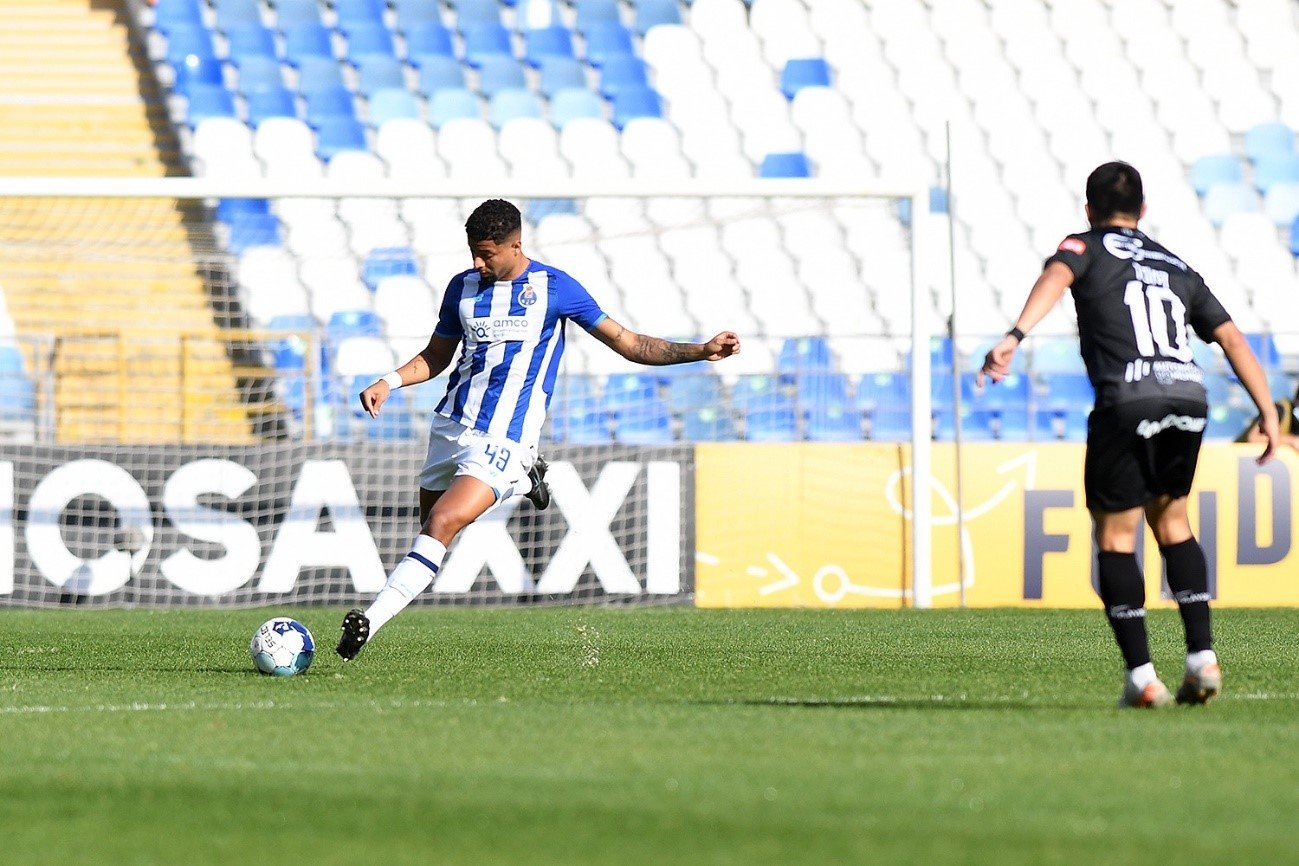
left=250, top=618, right=315, bottom=677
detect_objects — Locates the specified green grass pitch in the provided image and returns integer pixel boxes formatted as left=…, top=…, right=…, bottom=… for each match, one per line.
left=2, top=607, right=1297, bottom=865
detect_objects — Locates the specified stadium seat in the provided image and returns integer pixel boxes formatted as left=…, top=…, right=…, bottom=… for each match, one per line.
left=1255, top=154, right=1299, bottom=192
left=416, top=57, right=467, bottom=95
left=614, top=404, right=674, bottom=444
left=227, top=213, right=282, bottom=252
left=550, top=89, right=605, bottom=126
left=1205, top=404, right=1256, bottom=439
left=283, top=24, right=335, bottom=65
left=777, top=336, right=833, bottom=374
left=0, top=375, right=36, bottom=424
left=172, top=55, right=224, bottom=99
left=574, top=0, right=620, bottom=31
left=154, top=0, right=203, bottom=33
left=1203, top=182, right=1261, bottom=225
left=348, top=375, right=415, bottom=439
left=336, top=336, right=396, bottom=376
left=236, top=55, right=285, bottom=92
left=216, top=197, right=270, bottom=222
left=424, top=88, right=479, bottom=127
left=165, top=24, right=216, bottom=66
left=365, top=88, right=420, bottom=125
left=296, top=56, right=346, bottom=93
left=804, top=403, right=861, bottom=441
left=1190, top=154, right=1244, bottom=195
left=1246, top=333, right=1282, bottom=369
left=1264, top=182, right=1299, bottom=227
left=1243, top=121, right=1297, bottom=162
left=185, top=84, right=238, bottom=125
left=214, top=0, right=261, bottom=29
left=538, top=58, right=586, bottom=98
left=779, top=58, right=832, bottom=99
left=611, top=87, right=663, bottom=129
left=745, top=404, right=799, bottom=441
left=1291, top=217, right=1299, bottom=256
left=584, top=23, right=634, bottom=66
left=316, top=117, right=368, bottom=158
left=489, top=89, right=544, bottom=126
left=225, top=24, right=278, bottom=65
left=1039, top=373, right=1094, bottom=408
left=552, top=398, right=609, bottom=443
left=634, top=0, right=682, bottom=34
left=344, top=22, right=398, bottom=61
left=1030, top=338, right=1084, bottom=374
left=666, top=375, right=723, bottom=413
left=327, top=309, right=384, bottom=343
left=479, top=57, right=529, bottom=97
left=394, top=0, right=441, bottom=30
left=362, top=248, right=420, bottom=289
left=335, top=0, right=386, bottom=26
left=305, top=86, right=358, bottom=124
left=794, top=371, right=850, bottom=410
left=463, top=24, right=513, bottom=67
left=455, top=0, right=504, bottom=28
left=275, top=0, right=323, bottom=27
left=247, top=86, right=298, bottom=124
left=966, top=372, right=1030, bottom=411
left=758, top=152, right=812, bottom=178
left=406, top=23, right=457, bottom=58
left=525, top=27, right=576, bottom=66
left=602, top=372, right=659, bottom=413
left=681, top=406, right=737, bottom=441
left=599, top=56, right=649, bottom=99
left=356, top=56, right=406, bottom=97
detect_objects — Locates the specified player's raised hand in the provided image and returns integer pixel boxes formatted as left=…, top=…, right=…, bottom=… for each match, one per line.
left=359, top=380, right=390, bottom=419
left=977, top=335, right=1019, bottom=386
left=702, top=331, right=741, bottom=361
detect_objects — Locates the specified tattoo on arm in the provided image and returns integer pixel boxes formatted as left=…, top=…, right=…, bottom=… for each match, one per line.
left=626, top=333, right=700, bottom=365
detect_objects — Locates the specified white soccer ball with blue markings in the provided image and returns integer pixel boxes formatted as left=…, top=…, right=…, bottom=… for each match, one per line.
left=250, top=618, right=315, bottom=677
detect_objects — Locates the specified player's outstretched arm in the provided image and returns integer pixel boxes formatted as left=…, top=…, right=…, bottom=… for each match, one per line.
left=359, top=334, right=459, bottom=418
left=592, top=317, right=741, bottom=366
left=978, top=262, right=1073, bottom=386
left=1214, top=320, right=1280, bottom=464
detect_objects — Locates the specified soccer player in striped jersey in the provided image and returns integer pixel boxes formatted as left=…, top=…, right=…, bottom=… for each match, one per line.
left=337, top=199, right=740, bottom=660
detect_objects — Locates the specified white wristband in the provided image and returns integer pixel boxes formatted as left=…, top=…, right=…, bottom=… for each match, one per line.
left=380, top=371, right=403, bottom=390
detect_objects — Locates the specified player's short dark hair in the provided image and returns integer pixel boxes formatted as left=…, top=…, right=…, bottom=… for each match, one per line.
left=465, top=199, right=521, bottom=243
left=1086, top=161, right=1144, bottom=222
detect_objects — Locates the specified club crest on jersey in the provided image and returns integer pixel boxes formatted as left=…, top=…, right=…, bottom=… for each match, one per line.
left=1058, top=237, right=1087, bottom=255
left=518, top=285, right=538, bottom=307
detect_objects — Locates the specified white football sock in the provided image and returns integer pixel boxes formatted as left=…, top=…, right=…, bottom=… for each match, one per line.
left=364, top=535, right=446, bottom=636
left=1127, top=662, right=1159, bottom=689
left=1186, top=649, right=1218, bottom=673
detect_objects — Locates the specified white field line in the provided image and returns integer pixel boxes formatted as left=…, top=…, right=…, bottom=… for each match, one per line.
left=0, top=698, right=465, bottom=715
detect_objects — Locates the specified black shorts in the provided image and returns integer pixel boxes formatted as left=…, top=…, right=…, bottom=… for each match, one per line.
left=1084, top=396, right=1208, bottom=512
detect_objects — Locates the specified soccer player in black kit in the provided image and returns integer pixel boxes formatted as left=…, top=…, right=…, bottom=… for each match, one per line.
left=980, top=162, right=1280, bottom=708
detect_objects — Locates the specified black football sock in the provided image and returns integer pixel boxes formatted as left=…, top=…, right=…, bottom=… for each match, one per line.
left=1161, top=538, right=1213, bottom=653
left=1097, top=551, right=1151, bottom=670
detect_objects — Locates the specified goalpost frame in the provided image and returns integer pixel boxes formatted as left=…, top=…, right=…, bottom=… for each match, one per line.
left=0, top=176, right=935, bottom=607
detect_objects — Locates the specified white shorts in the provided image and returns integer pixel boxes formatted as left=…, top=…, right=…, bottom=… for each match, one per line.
left=419, top=414, right=535, bottom=500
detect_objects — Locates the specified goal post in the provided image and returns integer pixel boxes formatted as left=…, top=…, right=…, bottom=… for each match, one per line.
left=0, top=177, right=934, bottom=608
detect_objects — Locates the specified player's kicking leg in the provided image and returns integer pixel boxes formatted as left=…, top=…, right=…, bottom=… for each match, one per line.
left=525, top=455, right=550, bottom=510
left=1093, top=507, right=1174, bottom=708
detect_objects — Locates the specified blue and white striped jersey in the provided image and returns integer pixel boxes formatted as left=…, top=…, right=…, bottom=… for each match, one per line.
left=432, top=260, right=606, bottom=447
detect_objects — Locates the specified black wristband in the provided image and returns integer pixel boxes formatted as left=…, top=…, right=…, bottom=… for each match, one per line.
left=1006, top=327, right=1026, bottom=343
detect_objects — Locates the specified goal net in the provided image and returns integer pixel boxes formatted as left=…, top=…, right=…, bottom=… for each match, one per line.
left=0, top=178, right=932, bottom=608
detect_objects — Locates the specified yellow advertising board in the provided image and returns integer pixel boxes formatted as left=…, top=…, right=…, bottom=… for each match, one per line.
left=694, top=442, right=1299, bottom=608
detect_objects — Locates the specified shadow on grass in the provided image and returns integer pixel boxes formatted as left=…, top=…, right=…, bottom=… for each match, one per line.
left=700, top=696, right=1098, bottom=712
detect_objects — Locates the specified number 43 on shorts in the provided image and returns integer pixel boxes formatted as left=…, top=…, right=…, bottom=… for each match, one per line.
left=481, top=444, right=512, bottom=472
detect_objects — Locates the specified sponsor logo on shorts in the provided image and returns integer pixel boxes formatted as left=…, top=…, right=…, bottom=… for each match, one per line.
left=1136, top=414, right=1207, bottom=439
left=1058, top=237, right=1087, bottom=255
left=1108, top=604, right=1147, bottom=620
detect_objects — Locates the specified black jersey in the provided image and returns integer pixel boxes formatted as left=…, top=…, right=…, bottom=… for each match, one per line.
left=1045, top=226, right=1232, bottom=409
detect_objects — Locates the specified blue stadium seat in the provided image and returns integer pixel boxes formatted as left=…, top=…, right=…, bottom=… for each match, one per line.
left=1060, top=410, right=1089, bottom=441
left=1204, top=373, right=1232, bottom=407
left=1245, top=332, right=1281, bottom=368
left=1265, top=182, right=1299, bottom=226
left=0, top=345, right=25, bottom=374
left=216, top=197, right=270, bottom=222
left=173, top=55, right=224, bottom=98
left=395, top=0, right=441, bottom=30
left=225, top=24, right=278, bottom=64
left=868, top=410, right=913, bottom=441
left=1039, top=372, right=1094, bottom=407
left=316, top=116, right=368, bottom=158
left=1290, top=216, right=1299, bottom=256
left=0, top=376, right=37, bottom=424
left=153, top=0, right=204, bottom=35
left=417, top=57, right=468, bottom=94
left=1203, top=182, right=1259, bottom=225
left=296, top=56, right=346, bottom=92
left=489, top=88, right=544, bottom=125
left=214, top=0, right=262, bottom=29
left=731, top=374, right=786, bottom=412
left=1243, top=122, right=1297, bottom=162
left=1254, top=154, right=1299, bottom=193
left=634, top=0, right=681, bottom=34
left=526, top=198, right=579, bottom=221
left=283, top=24, right=335, bottom=64
left=611, top=87, right=663, bottom=129
left=328, top=309, right=383, bottom=342
left=965, top=372, right=1029, bottom=410
left=996, top=407, right=1030, bottom=441
left=164, top=24, right=217, bottom=65
left=538, top=57, right=585, bottom=98
left=602, top=372, right=659, bottom=412
left=549, top=374, right=595, bottom=413
left=524, top=27, right=576, bottom=66
left=478, top=57, right=528, bottom=97
left=615, top=403, right=674, bottom=444
left=681, top=406, right=736, bottom=441
left=583, top=22, right=634, bottom=66
left=455, top=0, right=504, bottom=27
left=462, top=24, right=513, bottom=66
left=598, top=55, right=648, bottom=99
left=362, top=248, right=420, bottom=288
left=185, top=84, right=238, bottom=125
left=343, top=22, right=398, bottom=60
left=759, top=152, right=811, bottom=178
left=236, top=56, right=285, bottom=92
left=428, top=88, right=482, bottom=126
left=350, top=377, right=415, bottom=440
left=795, top=372, right=850, bottom=411
left=777, top=336, right=833, bottom=374
left=368, top=88, right=422, bottom=124
left=275, top=0, right=323, bottom=27
left=266, top=320, right=312, bottom=370
left=335, top=0, right=386, bottom=27
left=552, top=398, right=608, bottom=443
left=405, top=22, right=456, bottom=58
left=550, top=88, right=604, bottom=126
left=356, top=56, right=406, bottom=96
left=745, top=404, right=799, bottom=442
left=667, top=375, right=722, bottom=413
left=1190, top=154, right=1243, bottom=196
left=574, top=0, right=620, bottom=30
left=856, top=372, right=911, bottom=412
left=227, top=213, right=283, bottom=253
left=805, top=404, right=861, bottom=441
left=934, top=407, right=995, bottom=441
left=1030, top=337, right=1084, bottom=373
left=247, top=86, right=298, bottom=123
left=779, top=58, right=831, bottom=99
left=1266, top=371, right=1296, bottom=399
left=305, top=85, right=358, bottom=124
left=1205, top=404, right=1255, bottom=439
